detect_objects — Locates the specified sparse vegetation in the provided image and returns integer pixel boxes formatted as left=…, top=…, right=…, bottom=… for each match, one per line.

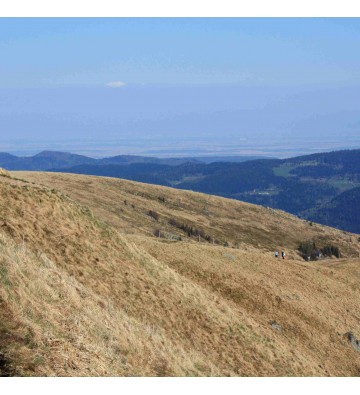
left=148, top=210, right=160, bottom=221
left=168, top=217, right=213, bottom=242
left=153, top=229, right=163, bottom=238
left=321, top=244, right=341, bottom=258
left=298, top=240, right=341, bottom=260
left=153, top=229, right=181, bottom=241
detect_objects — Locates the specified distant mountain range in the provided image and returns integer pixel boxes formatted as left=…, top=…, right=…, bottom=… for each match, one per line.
left=0, top=150, right=270, bottom=171
left=1, top=149, right=360, bottom=233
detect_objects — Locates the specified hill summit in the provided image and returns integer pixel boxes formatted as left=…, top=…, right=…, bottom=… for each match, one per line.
left=1, top=170, right=360, bottom=376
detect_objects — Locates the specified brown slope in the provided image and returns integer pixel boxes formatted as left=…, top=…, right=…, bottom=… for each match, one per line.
left=14, top=171, right=360, bottom=257
left=0, top=171, right=359, bottom=376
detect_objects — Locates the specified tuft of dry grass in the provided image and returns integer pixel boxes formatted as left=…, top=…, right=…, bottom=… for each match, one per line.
left=0, top=168, right=10, bottom=178
left=0, top=172, right=359, bottom=376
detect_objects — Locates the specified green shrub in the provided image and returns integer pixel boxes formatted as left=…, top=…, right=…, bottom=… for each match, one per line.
left=298, top=240, right=341, bottom=260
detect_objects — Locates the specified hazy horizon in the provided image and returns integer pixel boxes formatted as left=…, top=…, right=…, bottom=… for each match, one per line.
left=1, top=18, right=360, bottom=158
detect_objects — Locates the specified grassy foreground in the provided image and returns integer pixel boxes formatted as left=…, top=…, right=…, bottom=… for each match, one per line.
left=0, top=171, right=359, bottom=376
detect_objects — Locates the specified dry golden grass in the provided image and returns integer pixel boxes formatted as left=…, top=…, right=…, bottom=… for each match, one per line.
left=0, top=171, right=359, bottom=376
left=0, top=232, right=222, bottom=376
left=15, top=171, right=360, bottom=256
left=0, top=168, right=10, bottom=178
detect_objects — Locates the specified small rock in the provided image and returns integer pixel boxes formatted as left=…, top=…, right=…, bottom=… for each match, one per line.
left=345, top=332, right=360, bottom=352
left=223, top=253, right=236, bottom=261
left=270, top=320, right=283, bottom=332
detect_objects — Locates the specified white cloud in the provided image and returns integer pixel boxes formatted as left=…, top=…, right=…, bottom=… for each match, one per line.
left=105, top=81, right=126, bottom=88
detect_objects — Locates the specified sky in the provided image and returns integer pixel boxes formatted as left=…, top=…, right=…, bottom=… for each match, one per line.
left=1, top=18, right=360, bottom=157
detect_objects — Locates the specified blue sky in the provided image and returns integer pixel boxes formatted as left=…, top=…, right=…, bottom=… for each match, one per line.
left=1, top=18, right=360, bottom=157
left=2, top=18, right=360, bottom=87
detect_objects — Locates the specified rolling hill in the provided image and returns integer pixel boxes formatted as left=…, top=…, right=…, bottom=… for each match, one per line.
left=2, top=149, right=359, bottom=233
left=50, top=149, right=360, bottom=233
left=0, top=150, right=267, bottom=171
left=0, top=169, right=360, bottom=376
left=303, top=186, right=360, bottom=234
left=0, top=151, right=97, bottom=171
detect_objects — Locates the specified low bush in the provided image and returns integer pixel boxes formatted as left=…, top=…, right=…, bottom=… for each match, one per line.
left=321, top=245, right=341, bottom=258
left=148, top=210, right=160, bottom=221
left=298, top=240, right=341, bottom=260
left=168, top=217, right=213, bottom=242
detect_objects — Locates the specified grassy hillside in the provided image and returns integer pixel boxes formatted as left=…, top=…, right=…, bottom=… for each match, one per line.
left=48, top=149, right=360, bottom=233
left=16, top=171, right=360, bottom=255
left=1, top=171, right=360, bottom=376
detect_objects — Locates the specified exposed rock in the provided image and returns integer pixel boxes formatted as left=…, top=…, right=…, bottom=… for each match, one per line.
left=270, top=321, right=283, bottom=332
left=345, top=332, right=360, bottom=352
left=223, top=253, right=236, bottom=261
